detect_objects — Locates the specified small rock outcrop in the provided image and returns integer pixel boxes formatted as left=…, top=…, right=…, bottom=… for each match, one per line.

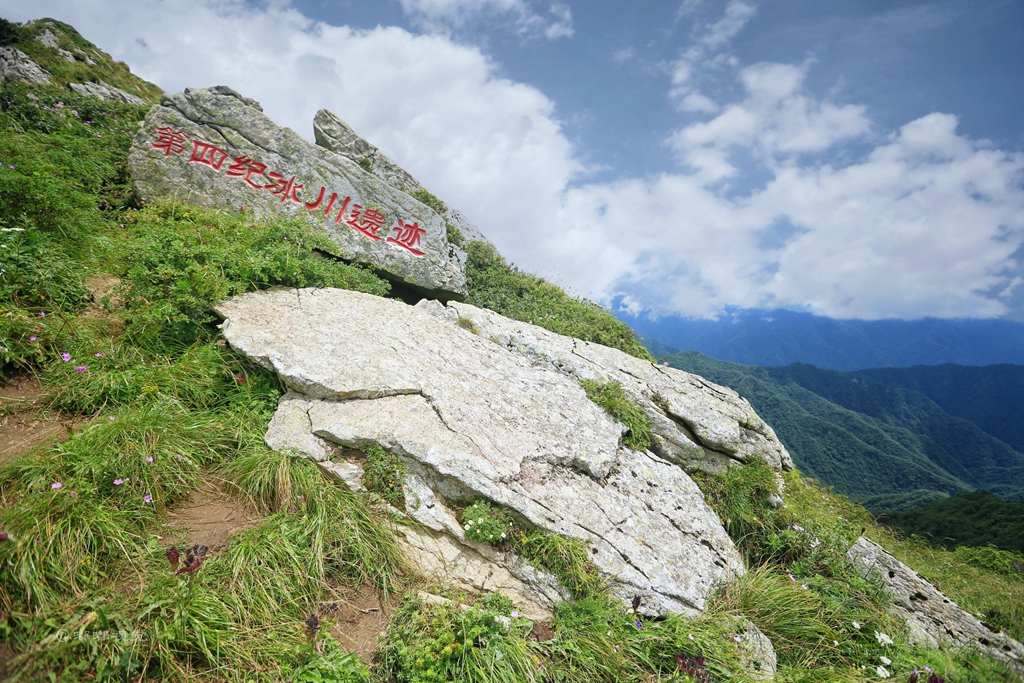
left=129, top=86, right=467, bottom=300
left=215, top=287, right=757, bottom=620
left=313, top=109, right=492, bottom=246
left=69, top=80, right=146, bottom=105
left=847, top=536, right=1024, bottom=669
left=0, top=47, right=51, bottom=85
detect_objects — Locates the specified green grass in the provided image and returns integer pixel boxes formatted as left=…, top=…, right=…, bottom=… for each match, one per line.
left=464, top=241, right=652, bottom=361
left=578, top=379, right=652, bottom=451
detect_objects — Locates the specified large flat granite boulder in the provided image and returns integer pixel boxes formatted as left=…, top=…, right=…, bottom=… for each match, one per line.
left=215, top=288, right=749, bottom=618
left=129, top=86, right=467, bottom=299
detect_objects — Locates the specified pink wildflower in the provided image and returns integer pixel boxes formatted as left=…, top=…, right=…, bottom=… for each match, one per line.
left=51, top=482, right=63, bottom=489
left=60, top=352, right=71, bottom=362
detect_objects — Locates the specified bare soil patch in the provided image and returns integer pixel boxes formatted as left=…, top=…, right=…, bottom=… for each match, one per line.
left=164, top=479, right=260, bottom=551
left=327, top=584, right=394, bottom=662
left=0, top=376, right=85, bottom=466
left=82, top=275, right=124, bottom=321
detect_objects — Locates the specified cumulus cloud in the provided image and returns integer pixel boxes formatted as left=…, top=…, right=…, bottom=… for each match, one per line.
left=398, top=0, right=573, bottom=39
left=3, top=0, right=1021, bottom=321
left=668, top=62, right=871, bottom=181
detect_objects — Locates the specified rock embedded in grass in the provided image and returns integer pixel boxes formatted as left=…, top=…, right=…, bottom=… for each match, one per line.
left=216, top=287, right=792, bottom=620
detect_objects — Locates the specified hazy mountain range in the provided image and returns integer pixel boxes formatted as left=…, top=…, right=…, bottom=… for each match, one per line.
left=622, top=308, right=1024, bottom=370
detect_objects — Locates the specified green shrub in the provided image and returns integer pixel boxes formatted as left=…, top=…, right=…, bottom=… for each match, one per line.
left=377, top=593, right=540, bottom=683
left=460, top=500, right=512, bottom=545
left=115, top=203, right=389, bottom=350
left=953, top=544, right=1024, bottom=576
left=464, top=241, right=652, bottom=360
left=579, top=379, right=651, bottom=451
left=361, top=443, right=408, bottom=508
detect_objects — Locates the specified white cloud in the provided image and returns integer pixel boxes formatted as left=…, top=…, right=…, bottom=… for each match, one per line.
left=700, top=0, right=756, bottom=50
left=668, top=0, right=755, bottom=110
left=397, top=0, right=573, bottom=39
left=668, top=62, right=871, bottom=177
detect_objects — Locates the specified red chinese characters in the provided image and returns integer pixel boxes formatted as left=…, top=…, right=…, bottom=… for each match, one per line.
left=265, top=172, right=304, bottom=204
left=344, top=204, right=388, bottom=241
left=387, top=219, right=426, bottom=256
left=304, top=186, right=341, bottom=217
left=152, top=126, right=189, bottom=156
left=225, top=156, right=268, bottom=189
left=149, top=126, right=428, bottom=257
left=189, top=140, right=229, bottom=171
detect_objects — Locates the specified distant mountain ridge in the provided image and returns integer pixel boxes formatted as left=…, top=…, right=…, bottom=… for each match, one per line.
left=660, top=351, right=1024, bottom=512
left=621, top=307, right=1024, bottom=370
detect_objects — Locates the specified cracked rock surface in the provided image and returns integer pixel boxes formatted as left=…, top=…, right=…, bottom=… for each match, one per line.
left=0, top=47, right=51, bottom=85
left=425, top=299, right=793, bottom=473
left=848, top=536, right=1024, bottom=670
left=129, top=86, right=467, bottom=299
left=216, top=288, right=753, bottom=617
left=313, top=109, right=493, bottom=248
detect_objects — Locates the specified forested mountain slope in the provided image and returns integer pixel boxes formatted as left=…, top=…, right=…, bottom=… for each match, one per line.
left=662, top=352, right=1024, bottom=511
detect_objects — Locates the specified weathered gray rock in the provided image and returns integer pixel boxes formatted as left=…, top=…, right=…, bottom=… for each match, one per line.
left=69, top=80, right=146, bottom=105
left=129, top=86, right=467, bottom=299
left=731, top=616, right=778, bottom=681
left=0, top=47, right=51, bottom=85
left=215, top=287, right=746, bottom=618
left=33, top=24, right=97, bottom=65
left=847, top=536, right=1024, bottom=669
left=314, top=109, right=492, bottom=247
left=423, top=299, right=793, bottom=474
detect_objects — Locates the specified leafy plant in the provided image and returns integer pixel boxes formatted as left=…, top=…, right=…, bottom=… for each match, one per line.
left=377, top=593, right=540, bottom=683
left=362, top=443, right=408, bottom=508
left=460, top=500, right=512, bottom=545
left=579, top=379, right=651, bottom=451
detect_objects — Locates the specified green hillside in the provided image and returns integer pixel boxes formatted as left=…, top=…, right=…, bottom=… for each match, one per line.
left=662, top=352, right=1024, bottom=510
left=880, top=490, right=1024, bottom=553
left=858, top=363, right=1024, bottom=454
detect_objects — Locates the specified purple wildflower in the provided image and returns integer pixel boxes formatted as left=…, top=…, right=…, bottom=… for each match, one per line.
left=51, top=482, right=63, bottom=490
left=145, top=456, right=154, bottom=463
left=29, top=336, right=37, bottom=341
left=60, top=352, right=71, bottom=362
left=143, top=493, right=153, bottom=503
left=74, top=365, right=88, bottom=373
left=114, top=478, right=124, bottom=486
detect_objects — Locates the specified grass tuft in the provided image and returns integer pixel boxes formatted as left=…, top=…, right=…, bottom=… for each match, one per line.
left=578, top=379, right=652, bottom=451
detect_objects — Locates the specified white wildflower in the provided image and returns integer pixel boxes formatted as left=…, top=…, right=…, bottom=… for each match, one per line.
left=851, top=621, right=861, bottom=630
left=876, top=665, right=890, bottom=679
left=875, top=631, right=893, bottom=646
left=880, top=656, right=891, bottom=665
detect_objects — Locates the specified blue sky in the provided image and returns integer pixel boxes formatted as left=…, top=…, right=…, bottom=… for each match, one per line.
left=3, top=0, right=1023, bottom=321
